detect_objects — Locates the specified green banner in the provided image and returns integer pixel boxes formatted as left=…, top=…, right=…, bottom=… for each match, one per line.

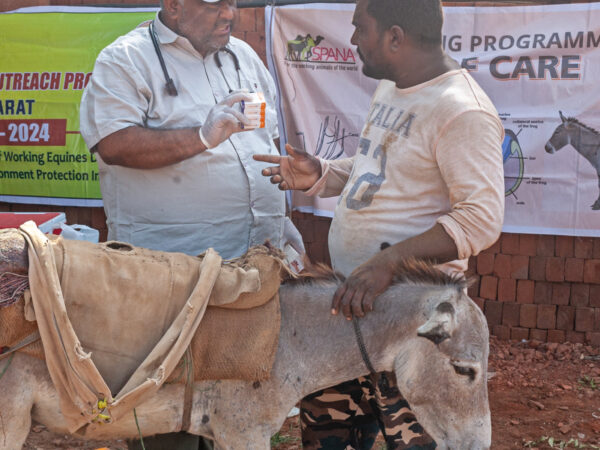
left=0, top=7, right=156, bottom=206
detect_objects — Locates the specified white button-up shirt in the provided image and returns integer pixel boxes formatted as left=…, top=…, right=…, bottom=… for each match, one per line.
left=80, top=14, right=285, bottom=258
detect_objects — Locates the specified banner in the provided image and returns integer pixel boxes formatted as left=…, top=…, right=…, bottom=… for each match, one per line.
left=266, top=3, right=600, bottom=237
left=0, top=7, right=156, bottom=206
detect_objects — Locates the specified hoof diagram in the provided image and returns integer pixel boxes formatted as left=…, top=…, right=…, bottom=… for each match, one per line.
left=503, top=128, right=525, bottom=197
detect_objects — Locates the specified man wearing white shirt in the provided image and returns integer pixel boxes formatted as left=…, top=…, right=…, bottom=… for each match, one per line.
left=80, top=0, right=300, bottom=259
left=80, top=0, right=303, bottom=448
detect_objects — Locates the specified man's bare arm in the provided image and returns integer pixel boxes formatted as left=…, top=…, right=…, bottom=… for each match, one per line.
left=95, top=126, right=206, bottom=169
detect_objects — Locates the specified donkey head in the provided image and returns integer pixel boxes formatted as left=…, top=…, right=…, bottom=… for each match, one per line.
left=394, top=289, right=491, bottom=449
left=546, top=111, right=575, bottom=154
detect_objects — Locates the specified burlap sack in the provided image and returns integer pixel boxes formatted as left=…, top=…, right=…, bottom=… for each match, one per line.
left=184, top=246, right=285, bottom=381
left=176, top=292, right=280, bottom=382
left=205, top=244, right=286, bottom=310
left=52, top=240, right=234, bottom=390
left=19, top=222, right=284, bottom=432
left=21, top=222, right=222, bottom=431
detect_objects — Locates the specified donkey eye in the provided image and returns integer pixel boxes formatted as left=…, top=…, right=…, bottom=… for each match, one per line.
left=452, top=364, right=476, bottom=381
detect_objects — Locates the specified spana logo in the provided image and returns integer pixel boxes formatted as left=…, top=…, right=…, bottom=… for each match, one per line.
left=286, top=34, right=324, bottom=61
left=286, top=34, right=356, bottom=64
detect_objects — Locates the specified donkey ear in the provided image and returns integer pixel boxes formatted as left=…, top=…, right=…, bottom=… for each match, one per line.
left=559, top=111, right=567, bottom=123
left=417, top=302, right=455, bottom=345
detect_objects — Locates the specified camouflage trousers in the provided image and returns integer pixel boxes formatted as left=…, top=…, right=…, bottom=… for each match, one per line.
left=300, top=371, right=436, bottom=450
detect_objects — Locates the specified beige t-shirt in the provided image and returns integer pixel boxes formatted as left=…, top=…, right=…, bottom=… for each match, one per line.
left=79, top=14, right=285, bottom=258
left=308, top=69, right=505, bottom=276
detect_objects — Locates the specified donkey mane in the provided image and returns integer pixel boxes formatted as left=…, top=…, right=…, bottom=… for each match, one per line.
left=286, top=258, right=467, bottom=291
left=566, top=116, right=600, bottom=136
left=285, top=261, right=343, bottom=285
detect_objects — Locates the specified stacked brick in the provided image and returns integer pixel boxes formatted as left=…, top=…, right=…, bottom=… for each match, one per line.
left=232, top=8, right=268, bottom=65
left=468, top=234, right=600, bottom=346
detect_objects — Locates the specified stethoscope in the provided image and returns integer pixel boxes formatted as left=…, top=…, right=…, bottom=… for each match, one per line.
left=148, top=20, right=242, bottom=97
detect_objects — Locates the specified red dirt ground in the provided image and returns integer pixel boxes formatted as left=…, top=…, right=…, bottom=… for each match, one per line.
left=23, top=337, right=600, bottom=450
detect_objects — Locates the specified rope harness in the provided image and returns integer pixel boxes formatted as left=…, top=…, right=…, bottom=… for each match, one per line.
left=0, top=331, right=40, bottom=361
left=0, top=272, right=29, bottom=307
left=352, top=317, right=392, bottom=397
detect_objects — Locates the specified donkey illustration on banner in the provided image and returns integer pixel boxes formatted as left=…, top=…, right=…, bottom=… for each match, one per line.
left=545, top=111, right=600, bottom=210
left=286, top=34, right=324, bottom=61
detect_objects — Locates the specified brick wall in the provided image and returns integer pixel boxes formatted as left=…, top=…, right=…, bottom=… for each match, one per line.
left=1, top=0, right=599, bottom=345
left=471, top=235, right=600, bottom=346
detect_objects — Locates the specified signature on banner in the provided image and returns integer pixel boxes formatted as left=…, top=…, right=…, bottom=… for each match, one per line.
left=296, top=115, right=359, bottom=160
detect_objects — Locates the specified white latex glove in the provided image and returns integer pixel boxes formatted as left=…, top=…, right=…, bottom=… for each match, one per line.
left=283, top=217, right=305, bottom=255
left=199, top=90, right=253, bottom=149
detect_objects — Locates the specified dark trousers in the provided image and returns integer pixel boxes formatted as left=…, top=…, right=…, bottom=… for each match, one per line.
left=127, top=432, right=214, bottom=450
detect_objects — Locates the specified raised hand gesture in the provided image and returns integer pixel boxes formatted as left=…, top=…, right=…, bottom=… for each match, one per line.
left=253, top=144, right=322, bottom=191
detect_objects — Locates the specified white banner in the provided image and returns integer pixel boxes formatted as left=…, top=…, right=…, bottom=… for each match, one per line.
left=266, top=3, right=600, bottom=237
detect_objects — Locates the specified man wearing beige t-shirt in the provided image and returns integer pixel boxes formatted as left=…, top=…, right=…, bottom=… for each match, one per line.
left=255, top=0, right=504, bottom=447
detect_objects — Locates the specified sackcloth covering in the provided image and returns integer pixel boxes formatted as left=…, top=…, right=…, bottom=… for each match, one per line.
left=18, top=221, right=282, bottom=434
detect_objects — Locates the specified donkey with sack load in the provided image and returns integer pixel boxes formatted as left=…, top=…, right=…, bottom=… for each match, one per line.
left=0, top=223, right=491, bottom=450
